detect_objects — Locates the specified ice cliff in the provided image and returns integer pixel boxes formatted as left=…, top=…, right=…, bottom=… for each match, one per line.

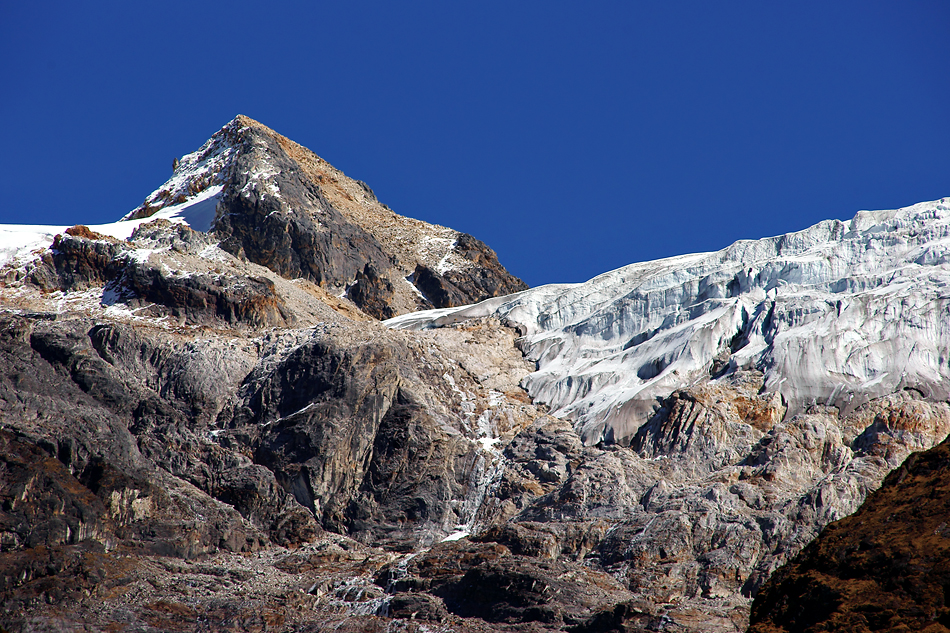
left=388, top=198, right=950, bottom=445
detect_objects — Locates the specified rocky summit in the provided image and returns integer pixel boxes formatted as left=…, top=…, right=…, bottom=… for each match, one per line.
left=1, top=116, right=949, bottom=632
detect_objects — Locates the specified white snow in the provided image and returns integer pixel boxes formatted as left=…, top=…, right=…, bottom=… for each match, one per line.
left=0, top=225, right=62, bottom=267
left=388, top=197, right=950, bottom=445
left=145, top=185, right=223, bottom=232
left=403, top=275, right=426, bottom=301
left=121, top=118, right=241, bottom=223
left=0, top=185, right=225, bottom=269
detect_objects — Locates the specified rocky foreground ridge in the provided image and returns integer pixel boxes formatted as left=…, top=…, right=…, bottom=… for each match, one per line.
left=1, top=117, right=949, bottom=632
left=747, top=435, right=950, bottom=632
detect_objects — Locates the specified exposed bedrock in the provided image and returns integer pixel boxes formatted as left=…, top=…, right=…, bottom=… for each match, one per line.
left=23, top=222, right=292, bottom=328
left=412, top=263, right=472, bottom=308
left=749, top=437, right=950, bottom=633
left=0, top=308, right=544, bottom=628
left=409, top=235, right=529, bottom=311
left=456, top=372, right=950, bottom=631
left=375, top=540, right=637, bottom=628
left=0, top=313, right=307, bottom=546
left=433, top=233, right=530, bottom=308
left=0, top=308, right=522, bottom=550
left=346, top=263, right=397, bottom=320
left=237, top=333, right=483, bottom=549
left=211, top=124, right=394, bottom=288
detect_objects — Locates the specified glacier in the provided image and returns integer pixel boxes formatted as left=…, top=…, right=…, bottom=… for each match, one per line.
left=387, top=198, right=950, bottom=445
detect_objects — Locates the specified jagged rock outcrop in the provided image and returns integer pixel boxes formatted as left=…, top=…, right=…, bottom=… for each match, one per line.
left=410, top=233, right=530, bottom=310
left=210, top=122, right=394, bottom=287
left=123, top=115, right=528, bottom=316
left=346, top=264, right=397, bottom=320
left=376, top=540, right=637, bottom=627
left=748, top=437, right=950, bottom=633
left=4, top=265, right=949, bottom=630
left=24, top=222, right=292, bottom=329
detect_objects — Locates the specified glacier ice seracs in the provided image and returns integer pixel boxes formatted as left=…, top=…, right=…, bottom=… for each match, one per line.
left=387, top=198, right=950, bottom=445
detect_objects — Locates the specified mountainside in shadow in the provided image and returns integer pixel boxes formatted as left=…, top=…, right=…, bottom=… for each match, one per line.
left=0, top=116, right=948, bottom=632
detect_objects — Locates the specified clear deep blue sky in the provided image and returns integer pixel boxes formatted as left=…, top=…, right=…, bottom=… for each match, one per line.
left=2, top=2, right=948, bottom=287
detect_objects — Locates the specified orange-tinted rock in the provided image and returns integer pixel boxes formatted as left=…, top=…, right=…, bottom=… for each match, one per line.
left=749, top=438, right=950, bottom=633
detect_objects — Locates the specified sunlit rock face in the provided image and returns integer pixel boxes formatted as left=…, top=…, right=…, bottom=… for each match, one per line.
left=123, top=114, right=528, bottom=318
left=389, top=198, right=950, bottom=446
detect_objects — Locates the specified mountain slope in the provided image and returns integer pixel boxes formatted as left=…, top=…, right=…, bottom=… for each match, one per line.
left=389, top=198, right=950, bottom=445
left=749, top=436, right=950, bottom=632
left=1, top=117, right=949, bottom=632
left=125, top=115, right=527, bottom=318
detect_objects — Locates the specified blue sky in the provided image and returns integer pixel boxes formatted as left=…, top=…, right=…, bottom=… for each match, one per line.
left=2, top=1, right=948, bottom=287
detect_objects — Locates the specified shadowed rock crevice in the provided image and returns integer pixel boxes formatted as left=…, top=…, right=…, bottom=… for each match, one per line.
left=345, top=264, right=397, bottom=320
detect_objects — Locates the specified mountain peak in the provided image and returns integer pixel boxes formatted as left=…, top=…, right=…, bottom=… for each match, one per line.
left=5, top=109, right=948, bottom=632
left=231, top=112, right=264, bottom=128
left=121, top=116, right=527, bottom=318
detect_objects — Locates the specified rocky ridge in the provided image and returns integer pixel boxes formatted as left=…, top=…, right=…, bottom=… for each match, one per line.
left=124, top=115, right=528, bottom=318
left=0, top=118, right=948, bottom=632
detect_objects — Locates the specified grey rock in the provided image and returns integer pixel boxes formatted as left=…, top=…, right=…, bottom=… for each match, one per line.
left=212, top=124, right=393, bottom=288
left=346, top=263, right=397, bottom=320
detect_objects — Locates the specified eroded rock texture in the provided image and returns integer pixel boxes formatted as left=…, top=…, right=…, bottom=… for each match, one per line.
left=454, top=380, right=950, bottom=631
left=749, top=438, right=950, bottom=633
left=2, top=118, right=949, bottom=632
left=0, top=287, right=550, bottom=630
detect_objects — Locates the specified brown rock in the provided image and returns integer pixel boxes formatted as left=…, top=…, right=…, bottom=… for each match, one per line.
left=749, top=438, right=950, bottom=633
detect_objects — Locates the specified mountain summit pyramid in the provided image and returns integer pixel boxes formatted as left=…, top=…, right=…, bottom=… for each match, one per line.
left=125, top=114, right=527, bottom=319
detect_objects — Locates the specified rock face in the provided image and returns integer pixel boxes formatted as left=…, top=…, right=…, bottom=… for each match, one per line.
left=0, top=212, right=545, bottom=629
left=749, top=437, right=950, bottom=633
left=23, top=222, right=292, bottom=329
left=1, top=117, right=949, bottom=632
left=125, top=115, right=528, bottom=316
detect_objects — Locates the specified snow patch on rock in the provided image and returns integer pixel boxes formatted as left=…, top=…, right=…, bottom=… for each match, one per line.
left=0, top=187, right=223, bottom=269
left=122, top=118, right=243, bottom=222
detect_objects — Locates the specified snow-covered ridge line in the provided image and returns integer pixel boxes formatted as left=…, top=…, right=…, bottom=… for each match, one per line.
left=0, top=186, right=225, bottom=269
left=122, top=117, right=245, bottom=222
left=387, top=197, right=950, bottom=445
